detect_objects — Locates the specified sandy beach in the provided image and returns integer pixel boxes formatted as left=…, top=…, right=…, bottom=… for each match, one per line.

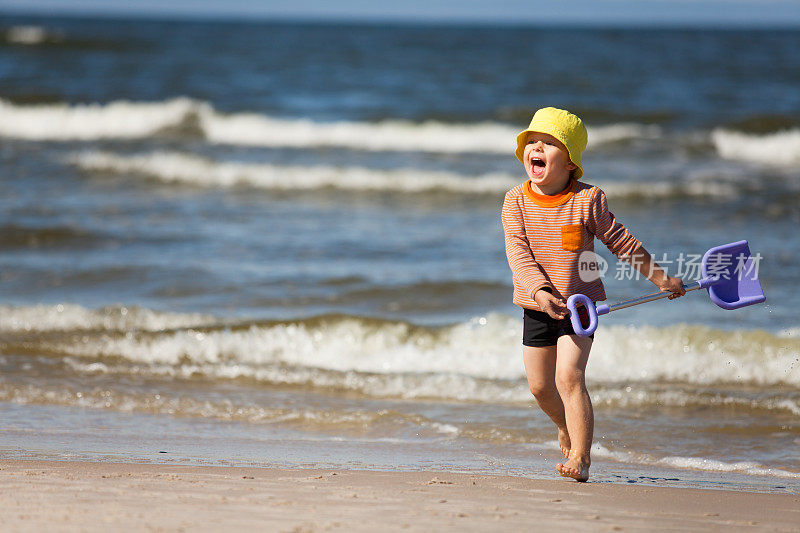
left=0, top=460, right=797, bottom=532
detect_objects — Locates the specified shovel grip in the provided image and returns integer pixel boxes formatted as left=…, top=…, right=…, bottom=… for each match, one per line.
left=567, top=294, right=598, bottom=337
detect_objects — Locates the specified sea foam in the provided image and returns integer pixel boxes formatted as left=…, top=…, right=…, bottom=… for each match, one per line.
left=0, top=303, right=215, bottom=333
left=3, top=26, right=55, bottom=45
left=0, top=97, right=657, bottom=152
left=68, top=150, right=516, bottom=194
left=590, top=443, right=800, bottom=479
left=0, top=98, right=202, bottom=141
left=4, top=305, right=798, bottom=396
left=712, top=128, right=800, bottom=166
left=199, top=110, right=657, bottom=153
left=67, top=149, right=736, bottom=198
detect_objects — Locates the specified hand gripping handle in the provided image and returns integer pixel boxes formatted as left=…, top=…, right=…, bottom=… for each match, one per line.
left=566, top=294, right=598, bottom=337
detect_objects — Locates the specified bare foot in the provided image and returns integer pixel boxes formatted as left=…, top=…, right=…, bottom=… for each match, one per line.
left=556, top=457, right=590, bottom=482
left=557, top=428, right=571, bottom=458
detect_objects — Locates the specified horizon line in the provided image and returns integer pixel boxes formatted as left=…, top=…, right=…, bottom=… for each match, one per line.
left=2, top=7, right=800, bottom=30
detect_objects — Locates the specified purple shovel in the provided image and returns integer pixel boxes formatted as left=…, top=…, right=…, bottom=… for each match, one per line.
left=566, top=240, right=766, bottom=337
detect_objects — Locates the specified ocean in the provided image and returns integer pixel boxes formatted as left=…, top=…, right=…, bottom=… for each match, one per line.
left=0, top=15, right=798, bottom=492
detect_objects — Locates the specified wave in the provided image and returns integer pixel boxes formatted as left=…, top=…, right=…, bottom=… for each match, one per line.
left=590, top=443, right=800, bottom=479
left=67, top=149, right=738, bottom=198
left=2, top=378, right=794, bottom=449
left=0, top=98, right=201, bottom=141
left=2, top=25, right=55, bottom=45
left=199, top=110, right=658, bottom=153
left=3, top=379, right=797, bottom=479
left=2, top=305, right=798, bottom=396
left=67, top=150, right=516, bottom=194
left=711, top=128, right=800, bottom=166
left=47, top=357, right=800, bottom=417
left=0, top=97, right=657, bottom=152
left=0, top=381, right=457, bottom=436
left=591, top=386, right=800, bottom=416
left=0, top=304, right=216, bottom=333
left=0, top=25, right=128, bottom=50
left=3, top=374, right=795, bottom=480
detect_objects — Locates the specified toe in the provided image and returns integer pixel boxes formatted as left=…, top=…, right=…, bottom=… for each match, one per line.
left=556, top=460, right=588, bottom=481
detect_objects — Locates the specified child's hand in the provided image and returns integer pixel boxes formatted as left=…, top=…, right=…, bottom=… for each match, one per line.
left=659, top=276, right=686, bottom=300
left=534, top=289, right=568, bottom=319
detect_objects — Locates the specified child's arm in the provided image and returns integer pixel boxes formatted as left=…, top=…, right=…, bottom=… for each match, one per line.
left=587, top=188, right=684, bottom=298
left=627, top=247, right=686, bottom=299
left=501, top=192, right=554, bottom=302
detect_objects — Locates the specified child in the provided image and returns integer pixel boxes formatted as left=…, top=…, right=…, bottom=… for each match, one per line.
left=501, top=107, right=685, bottom=482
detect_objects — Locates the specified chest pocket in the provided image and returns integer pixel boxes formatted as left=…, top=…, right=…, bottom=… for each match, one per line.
left=561, top=224, right=584, bottom=252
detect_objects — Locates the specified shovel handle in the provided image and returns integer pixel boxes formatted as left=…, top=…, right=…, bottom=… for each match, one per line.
left=605, top=278, right=715, bottom=312
left=566, top=294, right=602, bottom=337
left=566, top=277, right=719, bottom=337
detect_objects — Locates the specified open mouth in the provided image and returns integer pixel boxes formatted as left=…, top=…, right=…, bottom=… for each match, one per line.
left=530, top=157, right=546, bottom=175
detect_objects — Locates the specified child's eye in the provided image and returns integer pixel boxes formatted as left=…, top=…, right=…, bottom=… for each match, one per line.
left=545, top=141, right=554, bottom=145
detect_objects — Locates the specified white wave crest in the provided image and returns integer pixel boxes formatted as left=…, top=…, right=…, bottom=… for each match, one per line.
left=0, top=97, right=658, bottom=152
left=590, top=123, right=662, bottom=144
left=591, top=387, right=800, bottom=416
left=0, top=303, right=216, bottom=333
left=591, top=443, right=800, bottom=479
left=199, top=112, right=655, bottom=153
left=200, top=112, right=517, bottom=153
left=68, top=149, right=733, bottom=198
left=67, top=150, right=517, bottom=194
left=0, top=97, right=203, bottom=141
left=599, top=179, right=737, bottom=199
left=711, top=128, right=800, bottom=166
left=57, top=314, right=525, bottom=380
left=20, top=307, right=799, bottom=391
left=5, top=26, right=51, bottom=45
left=589, top=324, right=800, bottom=387
left=658, top=456, right=800, bottom=478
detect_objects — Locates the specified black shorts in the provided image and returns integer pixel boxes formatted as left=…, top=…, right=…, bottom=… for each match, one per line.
left=522, top=308, right=594, bottom=347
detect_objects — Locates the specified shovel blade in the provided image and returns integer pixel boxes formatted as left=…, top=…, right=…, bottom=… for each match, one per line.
left=701, top=240, right=766, bottom=310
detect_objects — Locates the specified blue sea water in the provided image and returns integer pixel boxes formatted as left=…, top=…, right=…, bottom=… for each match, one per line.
left=0, top=14, right=798, bottom=491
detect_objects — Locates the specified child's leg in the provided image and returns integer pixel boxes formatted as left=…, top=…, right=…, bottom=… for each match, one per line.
left=522, top=345, right=571, bottom=458
left=554, top=334, right=594, bottom=481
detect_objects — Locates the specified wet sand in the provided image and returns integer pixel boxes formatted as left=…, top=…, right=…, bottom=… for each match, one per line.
left=0, top=460, right=798, bottom=532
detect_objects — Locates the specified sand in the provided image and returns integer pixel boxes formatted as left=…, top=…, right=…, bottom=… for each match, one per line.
left=0, top=460, right=797, bottom=532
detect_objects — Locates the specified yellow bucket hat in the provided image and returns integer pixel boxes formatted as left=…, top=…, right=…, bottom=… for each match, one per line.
left=515, top=107, right=588, bottom=179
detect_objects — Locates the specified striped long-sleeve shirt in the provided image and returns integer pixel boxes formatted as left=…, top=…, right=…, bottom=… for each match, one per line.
left=501, top=179, right=641, bottom=311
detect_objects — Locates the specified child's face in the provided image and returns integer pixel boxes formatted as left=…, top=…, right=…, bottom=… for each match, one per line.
left=523, top=132, right=577, bottom=191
